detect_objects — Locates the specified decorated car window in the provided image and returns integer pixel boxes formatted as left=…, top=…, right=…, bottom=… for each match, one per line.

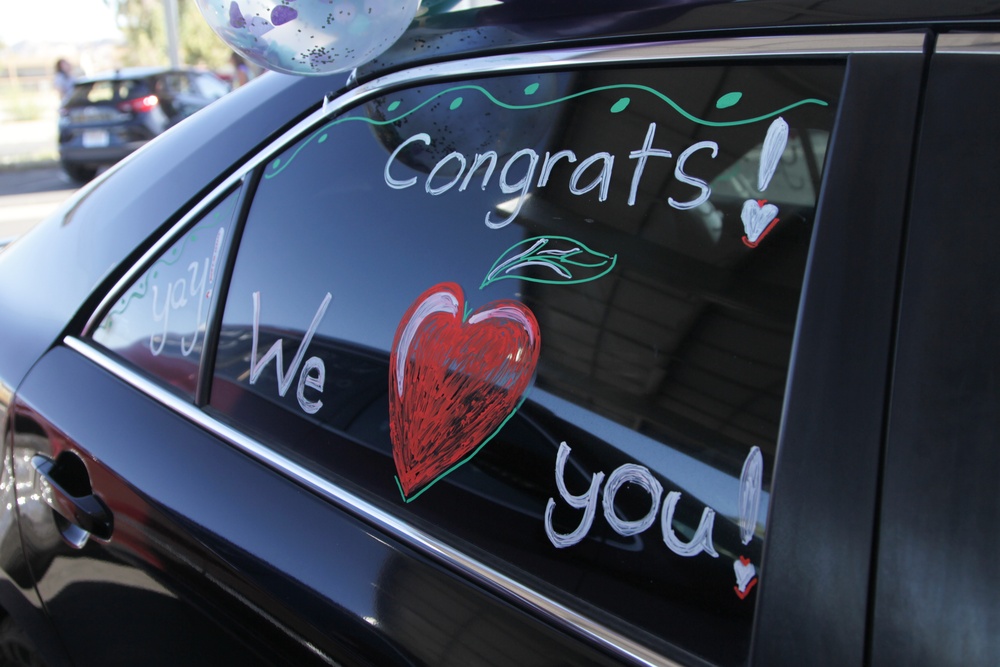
left=210, top=62, right=843, bottom=665
left=91, top=189, right=238, bottom=398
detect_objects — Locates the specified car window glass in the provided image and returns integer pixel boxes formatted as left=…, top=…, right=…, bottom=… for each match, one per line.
left=68, top=81, right=114, bottom=105
left=90, top=189, right=239, bottom=398
left=211, top=62, right=843, bottom=665
left=68, top=79, right=150, bottom=106
left=163, top=73, right=191, bottom=94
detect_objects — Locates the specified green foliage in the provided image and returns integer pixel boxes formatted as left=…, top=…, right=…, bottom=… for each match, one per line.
left=180, top=3, right=232, bottom=69
left=109, top=0, right=232, bottom=70
left=0, top=85, right=46, bottom=121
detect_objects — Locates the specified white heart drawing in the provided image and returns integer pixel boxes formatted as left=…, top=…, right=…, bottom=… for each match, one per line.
left=741, top=199, right=780, bottom=244
left=734, top=556, right=757, bottom=593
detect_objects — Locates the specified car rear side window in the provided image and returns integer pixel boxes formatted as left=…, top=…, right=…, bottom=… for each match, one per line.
left=67, top=79, right=148, bottom=106
left=90, top=189, right=238, bottom=398
left=210, top=61, right=844, bottom=665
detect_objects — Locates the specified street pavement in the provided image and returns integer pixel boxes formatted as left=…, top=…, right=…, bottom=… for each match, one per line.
left=0, top=113, right=80, bottom=246
left=0, top=166, right=80, bottom=246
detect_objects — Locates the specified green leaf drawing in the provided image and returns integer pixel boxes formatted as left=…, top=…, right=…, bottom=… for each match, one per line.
left=716, top=91, right=743, bottom=109
left=482, top=236, right=617, bottom=289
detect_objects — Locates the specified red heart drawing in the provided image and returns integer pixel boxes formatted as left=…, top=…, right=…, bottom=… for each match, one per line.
left=741, top=198, right=780, bottom=248
left=389, top=282, right=541, bottom=500
left=734, top=554, right=758, bottom=600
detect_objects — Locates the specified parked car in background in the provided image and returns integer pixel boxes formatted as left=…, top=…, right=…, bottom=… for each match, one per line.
left=3, top=1, right=1000, bottom=666
left=57, top=66, right=230, bottom=182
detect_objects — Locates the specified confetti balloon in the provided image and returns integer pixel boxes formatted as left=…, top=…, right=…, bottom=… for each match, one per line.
left=196, top=0, right=421, bottom=76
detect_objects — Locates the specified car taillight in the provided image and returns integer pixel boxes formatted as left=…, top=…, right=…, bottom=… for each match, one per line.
left=117, top=94, right=159, bottom=114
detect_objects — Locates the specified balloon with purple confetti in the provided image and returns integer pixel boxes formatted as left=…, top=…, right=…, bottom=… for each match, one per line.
left=197, top=0, right=420, bottom=76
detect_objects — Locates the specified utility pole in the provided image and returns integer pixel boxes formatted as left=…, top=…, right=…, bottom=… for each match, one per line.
left=165, top=0, right=181, bottom=68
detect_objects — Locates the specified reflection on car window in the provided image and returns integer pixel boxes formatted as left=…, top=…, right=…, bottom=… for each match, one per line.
left=211, top=62, right=843, bottom=665
left=91, top=190, right=238, bottom=398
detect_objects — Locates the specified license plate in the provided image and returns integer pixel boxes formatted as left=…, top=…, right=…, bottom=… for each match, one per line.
left=82, top=130, right=110, bottom=148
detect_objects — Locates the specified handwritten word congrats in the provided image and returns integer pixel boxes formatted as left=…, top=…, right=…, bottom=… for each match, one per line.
left=384, top=122, right=717, bottom=228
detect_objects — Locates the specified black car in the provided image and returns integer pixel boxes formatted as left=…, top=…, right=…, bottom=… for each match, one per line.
left=3, top=1, right=1000, bottom=666
left=57, top=67, right=230, bottom=182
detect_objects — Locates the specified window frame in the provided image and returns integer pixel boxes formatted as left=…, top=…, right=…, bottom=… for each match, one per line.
left=75, top=33, right=925, bottom=667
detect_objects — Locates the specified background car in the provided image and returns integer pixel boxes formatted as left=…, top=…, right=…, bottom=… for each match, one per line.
left=2, top=1, right=1000, bottom=666
left=57, top=66, right=230, bottom=182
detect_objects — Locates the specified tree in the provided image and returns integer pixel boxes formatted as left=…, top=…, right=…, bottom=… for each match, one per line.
left=180, top=2, right=232, bottom=68
left=107, top=0, right=232, bottom=69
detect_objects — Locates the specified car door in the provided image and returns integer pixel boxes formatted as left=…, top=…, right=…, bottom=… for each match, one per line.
left=12, top=34, right=925, bottom=667
left=9, top=186, right=317, bottom=666
left=871, top=33, right=1000, bottom=667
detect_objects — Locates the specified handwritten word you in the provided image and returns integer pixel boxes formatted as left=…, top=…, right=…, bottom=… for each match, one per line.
left=384, top=122, right=717, bottom=229
left=545, top=442, right=762, bottom=560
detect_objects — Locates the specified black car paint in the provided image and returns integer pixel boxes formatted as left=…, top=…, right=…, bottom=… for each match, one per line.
left=871, top=52, right=1000, bottom=666
left=0, top=1, right=998, bottom=665
left=356, top=0, right=1000, bottom=82
left=14, top=347, right=624, bottom=666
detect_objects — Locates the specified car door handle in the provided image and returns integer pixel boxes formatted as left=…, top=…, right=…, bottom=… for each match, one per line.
left=31, top=454, right=113, bottom=542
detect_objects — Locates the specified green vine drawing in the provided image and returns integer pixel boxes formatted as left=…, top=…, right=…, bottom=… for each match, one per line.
left=264, top=83, right=827, bottom=178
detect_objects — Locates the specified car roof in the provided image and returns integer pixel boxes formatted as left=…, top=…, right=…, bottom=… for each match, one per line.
left=73, top=66, right=202, bottom=85
left=357, top=0, right=1000, bottom=82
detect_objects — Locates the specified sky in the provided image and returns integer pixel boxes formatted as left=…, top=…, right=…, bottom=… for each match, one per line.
left=0, top=0, right=500, bottom=49
left=0, top=0, right=121, bottom=46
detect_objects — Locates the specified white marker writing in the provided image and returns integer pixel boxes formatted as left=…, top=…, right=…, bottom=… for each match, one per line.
left=628, top=122, right=672, bottom=206
left=545, top=441, right=718, bottom=558
left=669, top=140, right=718, bottom=210
left=738, top=446, right=763, bottom=545
left=486, top=148, right=539, bottom=229
left=544, top=442, right=605, bottom=548
left=250, top=291, right=331, bottom=414
left=758, top=117, right=788, bottom=192
left=661, top=490, right=719, bottom=558
left=384, top=133, right=430, bottom=189
left=150, top=257, right=209, bottom=357
left=384, top=124, right=717, bottom=228
left=602, top=463, right=662, bottom=537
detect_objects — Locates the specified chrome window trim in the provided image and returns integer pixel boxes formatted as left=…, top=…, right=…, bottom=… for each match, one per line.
left=936, top=33, right=1000, bottom=54
left=65, top=335, right=679, bottom=667
left=355, top=33, right=923, bottom=89
left=82, top=177, right=245, bottom=336
left=79, top=33, right=923, bottom=665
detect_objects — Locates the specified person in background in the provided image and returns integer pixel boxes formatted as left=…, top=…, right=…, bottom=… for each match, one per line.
left=231, top=52, right=252, bottom=88
left=54, top=58, right=74, bottom=100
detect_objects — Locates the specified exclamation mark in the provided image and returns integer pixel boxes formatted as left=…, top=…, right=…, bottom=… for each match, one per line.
left=758, top=117, right=788, bottom=192
left=741, top=117, right=788, bottom=247
left=738, top=446, right=763, bottom=546
left=734, top=446, right=762, bottom=599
